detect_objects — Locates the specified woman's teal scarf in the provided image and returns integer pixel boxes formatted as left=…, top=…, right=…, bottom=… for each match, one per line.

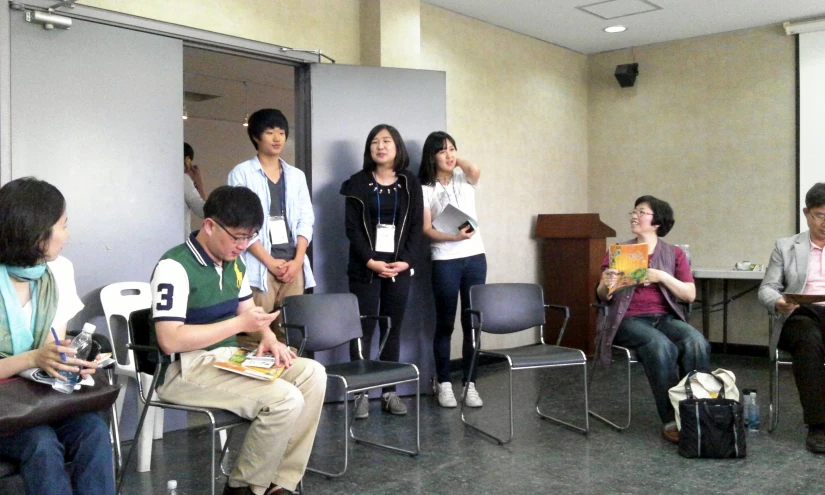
left=0, top=264, right=58, bottom=357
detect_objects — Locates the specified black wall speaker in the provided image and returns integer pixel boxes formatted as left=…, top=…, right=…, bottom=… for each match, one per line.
left=615, top=63, right=639, bottom=88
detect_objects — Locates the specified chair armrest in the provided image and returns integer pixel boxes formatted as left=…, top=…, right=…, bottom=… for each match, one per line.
left=544, top=304, right=570, bottom=346
left=360, top=315, right=392, bottom=357
left=279, top=323, right=307, bottom=357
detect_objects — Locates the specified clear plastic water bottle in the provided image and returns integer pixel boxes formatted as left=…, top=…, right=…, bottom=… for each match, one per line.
left=742, top=389, right=760, bottom=432
left=167, top=479, right=179, bottom=495
left=60, top=323, right=96, bottom=384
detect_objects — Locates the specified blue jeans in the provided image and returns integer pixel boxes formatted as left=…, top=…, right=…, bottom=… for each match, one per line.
left=432, top=253, right=487, bottom=384
left=613, top=314, right=710, bottom=423
left=0, top=412, right=114, bottom=495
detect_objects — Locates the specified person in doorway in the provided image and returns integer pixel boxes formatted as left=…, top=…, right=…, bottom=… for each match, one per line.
left=228, top=109, right=315, bottom=344
left=184, top=142, right=207, bottom=238
left=759, top=182, right=825, bottom=453
left=340, top=124, right=423, bottom=419
left=418, top=131, right=486, bottom=409
left=595, top=195, right=709, bottom=443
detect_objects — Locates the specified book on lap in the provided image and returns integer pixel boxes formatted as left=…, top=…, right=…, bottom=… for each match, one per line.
left=213, top=348, right=286, bottom=381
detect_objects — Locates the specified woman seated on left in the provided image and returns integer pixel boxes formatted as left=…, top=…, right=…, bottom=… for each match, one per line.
left=0, top=177, right=114, bottom=495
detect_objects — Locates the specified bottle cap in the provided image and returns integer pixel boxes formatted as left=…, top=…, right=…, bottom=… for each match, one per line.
left=81, top=322, right=96, bottom=334
left=167, top=480, right=177, bottom=489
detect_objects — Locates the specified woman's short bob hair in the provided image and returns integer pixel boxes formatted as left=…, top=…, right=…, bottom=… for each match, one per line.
left=0, top=177, right=66, bottom=267
left=635, top=195, right=674, bottom=237
left=418, top=131, right=457, bottom=187
left=362, top=124, right=409, bottom=173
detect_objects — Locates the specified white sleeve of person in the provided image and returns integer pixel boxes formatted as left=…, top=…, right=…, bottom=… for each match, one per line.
left=151, top=259, right=189, bottom=322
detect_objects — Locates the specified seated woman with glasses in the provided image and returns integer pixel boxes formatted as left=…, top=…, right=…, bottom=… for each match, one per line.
left=595, top=195, right=709, bottom=444
left=0, top=177, right=114, bottom=495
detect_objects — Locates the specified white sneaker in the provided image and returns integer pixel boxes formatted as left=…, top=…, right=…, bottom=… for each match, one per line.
left=436, top=382, right=457, bottom=408
left=464, top=382, right=483, bottom=408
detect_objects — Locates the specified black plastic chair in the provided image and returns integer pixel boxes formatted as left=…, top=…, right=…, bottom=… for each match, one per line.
left=116, top=309, right=249, bottom=495
left=462, top=283, right=589, bottom=445
left=281, top=293, right=420, bottom=478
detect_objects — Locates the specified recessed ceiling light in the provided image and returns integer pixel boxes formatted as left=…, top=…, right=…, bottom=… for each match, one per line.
left=604, top=25, right=627, bottom=33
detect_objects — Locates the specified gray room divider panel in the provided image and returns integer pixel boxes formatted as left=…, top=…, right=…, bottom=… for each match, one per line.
left=10, top=16, right=182, bottom=297
left=308, top=64, right=446, bottom=395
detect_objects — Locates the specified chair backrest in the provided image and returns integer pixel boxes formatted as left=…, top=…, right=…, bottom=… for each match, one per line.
left=282, top=293, right=364, bottom=353
left=100, top=282, right=152, bottom=373
left=127, top=308, right=158, bottom=376
left=469, top=283, right=546, bottom=335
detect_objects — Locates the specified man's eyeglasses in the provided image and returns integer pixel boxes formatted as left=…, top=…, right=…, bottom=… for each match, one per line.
left=213, top=220, right=257, bottom=244
left=628, top=209, right=654, bottom=217
left=809, top=211, right=825, bottom=224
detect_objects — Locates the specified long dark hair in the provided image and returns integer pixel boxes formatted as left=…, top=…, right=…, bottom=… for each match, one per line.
left=362, top=124, right=409, bottom=173
left=0, top=177, right=66, bottom=266
left=418, top=131, right=457, bottom=186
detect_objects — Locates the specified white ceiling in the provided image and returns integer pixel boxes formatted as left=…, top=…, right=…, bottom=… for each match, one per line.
left=423, top=0, right=825, bottom=54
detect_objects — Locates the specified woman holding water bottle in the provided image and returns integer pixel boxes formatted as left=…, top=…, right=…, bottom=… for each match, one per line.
left=595, top=195, right=709, bottom=444
left=0, top=177, right=114, bottom=495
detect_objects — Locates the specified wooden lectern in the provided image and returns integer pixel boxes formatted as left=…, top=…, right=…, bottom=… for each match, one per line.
left=535, top=214, right=616, bottom=355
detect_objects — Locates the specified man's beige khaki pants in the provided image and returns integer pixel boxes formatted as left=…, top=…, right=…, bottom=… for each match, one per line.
left=158, top=349, right=326, bottom=494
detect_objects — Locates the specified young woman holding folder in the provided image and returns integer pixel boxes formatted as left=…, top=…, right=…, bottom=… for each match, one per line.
left=340, top=124, right=423, bottom=419
left=419, top=131, right=486, bottom=409
left=0, top=178, right=114, bottom=495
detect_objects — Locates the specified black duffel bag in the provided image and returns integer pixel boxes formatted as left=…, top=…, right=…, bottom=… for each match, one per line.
left=678, top=371, right=746, bottom=458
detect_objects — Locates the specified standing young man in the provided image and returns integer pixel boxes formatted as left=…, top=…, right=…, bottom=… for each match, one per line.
left=228, top=109, right=314, bottom=342
left=150, top=186, right=326, bottom=495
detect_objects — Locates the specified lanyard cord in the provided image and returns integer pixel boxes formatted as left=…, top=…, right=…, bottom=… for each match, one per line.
left=374, top=175, right=398, bottom=226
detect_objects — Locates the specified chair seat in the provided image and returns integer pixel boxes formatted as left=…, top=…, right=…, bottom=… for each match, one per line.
left=324, top=360, right=418, bottom=391
left=777, top=349, right=793, bottom=363
left=148, top=401, right=246, bottom=429
left=612, top=345, right=639, bottom=362
left=481, top=344, right=585, bottom=369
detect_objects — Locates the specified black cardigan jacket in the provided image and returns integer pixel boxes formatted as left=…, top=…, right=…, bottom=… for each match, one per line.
left=339, top=169, right=423, bottom=283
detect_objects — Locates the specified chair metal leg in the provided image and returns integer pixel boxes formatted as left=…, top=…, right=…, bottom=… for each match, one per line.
left=107, top=369, right=123, bottom=478
left=217, top=429, right=234, bottom=477
left=588, top=347, right=632, bottom=431
left=209, top=421, right=217, bottom=495
left=117, top=374, right=161, bottom=494
left=305, top=377, right=352, bottom=478
left=350, top=379, right=421, bottom=456
left=536, top=362, right=589, bottom=435
left=460, top=355, right=514, bottom=445
left=769, top=356, right=780, bottom=433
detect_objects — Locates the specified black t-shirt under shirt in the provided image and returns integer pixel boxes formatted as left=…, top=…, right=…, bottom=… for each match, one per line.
left=367, top=179, right=407, bottom=262
left=267, top=176, right=296, bottom=261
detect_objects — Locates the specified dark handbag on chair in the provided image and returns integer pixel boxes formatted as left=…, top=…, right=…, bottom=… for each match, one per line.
left=678, top=371, right=746, bottom=458
left=0, top=347, right=121, bottom=436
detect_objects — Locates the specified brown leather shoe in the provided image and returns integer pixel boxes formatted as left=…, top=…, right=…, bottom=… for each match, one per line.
left=265, top=484, right=293, bottom=495
left=662, top=421, right=679, bottom=443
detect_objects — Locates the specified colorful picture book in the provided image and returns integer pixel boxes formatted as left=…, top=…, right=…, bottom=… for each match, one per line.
left=213, top=349, right=285, bottom=381
left=608, top=243, right=649, bottom=295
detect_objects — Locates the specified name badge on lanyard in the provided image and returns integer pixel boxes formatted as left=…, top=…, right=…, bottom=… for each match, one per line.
left=374, top=183, right=397, bottom=253
left=269, top=216, right=289, bottom=245
left=268, top=169, right=289, bottom=245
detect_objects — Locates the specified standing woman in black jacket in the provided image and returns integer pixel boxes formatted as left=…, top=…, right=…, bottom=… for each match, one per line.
left=340, top=124, right=423, bottom=419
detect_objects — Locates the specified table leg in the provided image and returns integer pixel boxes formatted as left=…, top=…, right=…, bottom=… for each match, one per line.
left=701, top=279, right=711, bottom=339
left=722, top=279, right=729, bottom=354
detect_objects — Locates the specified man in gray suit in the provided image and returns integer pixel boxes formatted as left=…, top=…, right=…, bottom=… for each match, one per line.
left=759, top=182, right=825, bottom=453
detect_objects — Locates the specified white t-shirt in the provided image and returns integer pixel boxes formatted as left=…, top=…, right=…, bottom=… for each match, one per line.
left=21, top=256, right=84, bottom=332
left=421, top=168, right=485, bottom=261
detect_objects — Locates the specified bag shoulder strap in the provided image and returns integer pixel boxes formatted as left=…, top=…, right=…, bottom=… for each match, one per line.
left=684, top=370, right=727, bottom=399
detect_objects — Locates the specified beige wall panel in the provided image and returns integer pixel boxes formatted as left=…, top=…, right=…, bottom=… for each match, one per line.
left=81, top=0, right=361, bottom=65
left=421, top=4, right=589, bottom=349
left=588, top=26, right=796, bottom=345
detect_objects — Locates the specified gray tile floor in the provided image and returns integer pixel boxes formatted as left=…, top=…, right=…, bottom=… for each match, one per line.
left=119, top=354, right=821, bottom=495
